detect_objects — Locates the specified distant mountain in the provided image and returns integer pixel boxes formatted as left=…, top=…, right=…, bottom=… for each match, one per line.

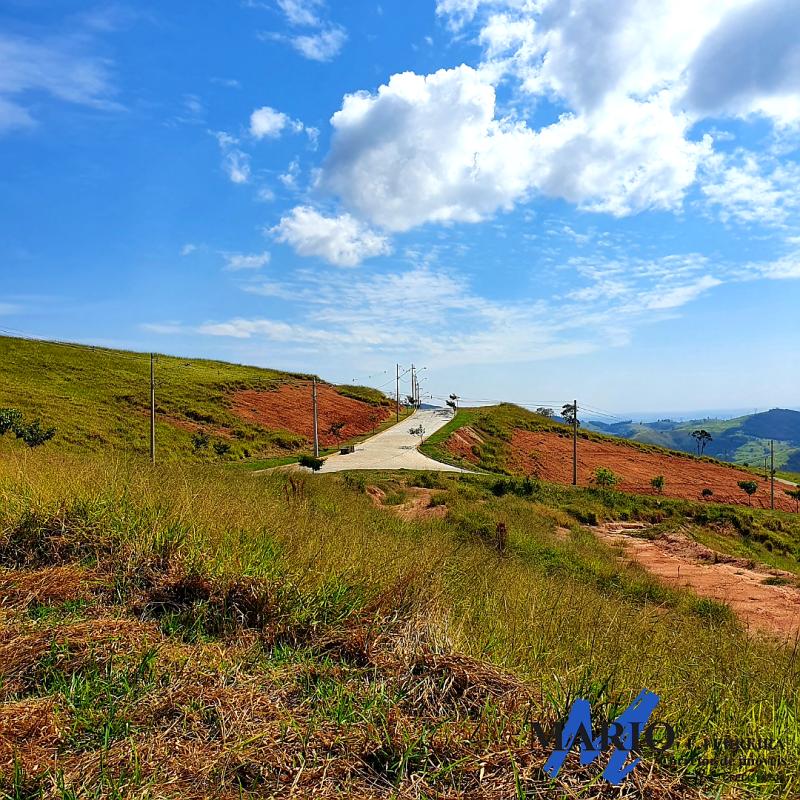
left=585, top=408, right=800, bottom=472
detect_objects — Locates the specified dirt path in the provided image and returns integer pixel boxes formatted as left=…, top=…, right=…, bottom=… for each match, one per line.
left=594, top=523, right=800, bottom=638
left=367, top=486, right=448, bottom=520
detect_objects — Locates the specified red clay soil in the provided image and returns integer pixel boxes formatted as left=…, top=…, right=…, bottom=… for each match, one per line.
left=449, top=427, right=796, bottom=513
left=596, top=523, right=800, bottom=638
left=230, top=382, right=392, bottom=447
left=447, top=426, right=485, bottom=458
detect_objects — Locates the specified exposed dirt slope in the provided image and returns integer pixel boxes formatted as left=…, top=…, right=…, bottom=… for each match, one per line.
left=487, top=429, right=796, bottom=512
left=594, top=523, right=800, bottom=638
left=231, top=381, right=392, bottom=447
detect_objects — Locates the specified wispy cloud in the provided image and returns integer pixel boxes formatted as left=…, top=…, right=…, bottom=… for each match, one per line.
left=0, top=29, right=122, bottom=133
left=701, top=151, right=800, bottom=227
left=211, top=131, right=251, bottom=184
left=258, top=0, right=347, bottom=62
left=222, top=251, right=271, bottom=271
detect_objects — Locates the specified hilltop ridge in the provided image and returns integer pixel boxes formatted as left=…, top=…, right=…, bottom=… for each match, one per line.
left=0, top=335, right=392, bottom=462
left=586, top=408, right=800, bottom=473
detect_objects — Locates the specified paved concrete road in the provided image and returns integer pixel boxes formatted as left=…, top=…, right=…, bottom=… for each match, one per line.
left=318, top=408, right=468, bottom=473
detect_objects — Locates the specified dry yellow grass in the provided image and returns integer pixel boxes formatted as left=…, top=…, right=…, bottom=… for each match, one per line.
left=0, top=449, right=798, bottom=797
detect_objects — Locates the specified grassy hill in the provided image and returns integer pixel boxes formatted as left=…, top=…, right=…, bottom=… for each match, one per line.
left=4, top=354, right=800, bottom=795
left=587, top=408, right=800, bottom=473
left=3, top=447, right=800, bottom=797
left=420, top=402, right=724, bottom=472
left=0, top=335, right=392, bottom=463
left=421, top=403, right=799, bottom=514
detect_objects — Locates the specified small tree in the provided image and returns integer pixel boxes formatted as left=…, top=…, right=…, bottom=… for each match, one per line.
left=327, top=421, right=346, bottom=445
left=299, top=453, right=323, bottom=471
left=536, top=407, right=554, bottom=418
left=592, top=467, right=622, bottom=490
left=737, top=480, right=758, bottom=506
left=690, top=429, right=713, bottom=455
left=561, top=403, right=580, bottom=427
left=445, top=393, right=459, bottom=412
left=785, top=489, right=800, bottom=513
left=409, top=424, right=426, bottom=443
left=650, top=475, right=665, bottom=494
left=701, top=488, right=714, bottom=501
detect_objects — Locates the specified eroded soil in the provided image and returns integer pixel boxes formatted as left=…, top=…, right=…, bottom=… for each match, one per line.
left=503, top=429, right=796, bottom=512
left=594, top=523, right=800, bottom=638
left=230, top=382, right=392, bottom=447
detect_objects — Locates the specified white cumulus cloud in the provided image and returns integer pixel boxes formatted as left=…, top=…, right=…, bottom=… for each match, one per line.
left=270, top=205, right=392, bottom=267
left=319, top=65, right=709, bottom=229
left=249, top=105, right=304, bottom=139
left=320, top=66, right=539, bottom=231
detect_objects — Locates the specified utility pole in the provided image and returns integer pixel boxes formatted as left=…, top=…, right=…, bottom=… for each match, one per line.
left=411, top=363, right=416, bottom=407
left=770, top=439, right=775, bottom=510
left=312, top=377, right=319, bottom=457
left=149, top=353, right=156, bottom=465
left=572, top=399, right=578, bottom=486
left=395, top=363, right=400, bottom=422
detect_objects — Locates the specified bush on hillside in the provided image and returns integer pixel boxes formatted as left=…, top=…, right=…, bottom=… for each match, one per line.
left=0, top=408, right=55, bottom=447
left=737, top=480, right=758, bottom=506
left=14, top=420, right=56, bottom=448
left=0, top=408, right=22, bottom=435
left=592, top=467, right=622, bottom=490
left=213, top=441, right=231, bottom=457
left=298, top=454, right=323, bottom=471
left=192, top=431, right=210, bottom=451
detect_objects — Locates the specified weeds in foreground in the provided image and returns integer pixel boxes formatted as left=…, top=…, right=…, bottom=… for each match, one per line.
left=1, top=452, right=799, bottom=797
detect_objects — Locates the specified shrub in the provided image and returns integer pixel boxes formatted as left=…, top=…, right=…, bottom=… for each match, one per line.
left=343, top=473, right=366, bottom=493
left=298, top=454, right=323, bottom=471
left=491, top=479, right=508, bottom=497
left=192, top=431, right=210, bottom=451
left=650, top=475, right=665, bottom=493
left=0, top=408, right=22, bottom=435
left=14, top=419, right=56, bottom=448
left=0, top=409, right=55, bottom=447
left=592, top=467, right=622, bottom=490
left=701, top=488, right=714, bottom=500
left=213, top=441, right=231, bottom=457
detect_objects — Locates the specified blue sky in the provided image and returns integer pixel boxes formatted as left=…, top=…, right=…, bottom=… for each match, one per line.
left=1, top=0, right=799, bottom=415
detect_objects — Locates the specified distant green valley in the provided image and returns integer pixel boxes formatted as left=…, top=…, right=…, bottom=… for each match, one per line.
left=586, top=408, right=800, bottom=475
